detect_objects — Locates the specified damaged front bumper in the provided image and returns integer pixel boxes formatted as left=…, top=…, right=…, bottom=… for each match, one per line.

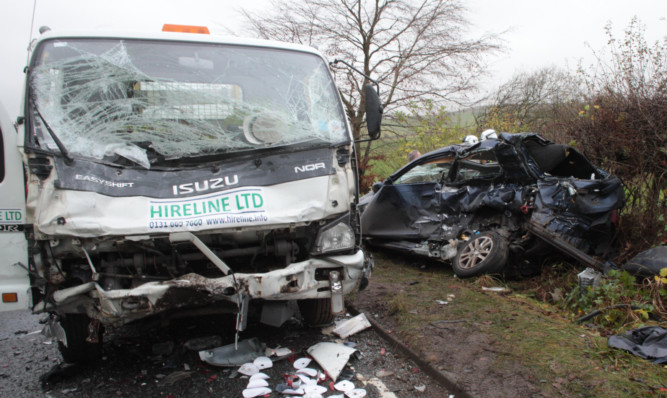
left=36, top=250, right=366, bottom=326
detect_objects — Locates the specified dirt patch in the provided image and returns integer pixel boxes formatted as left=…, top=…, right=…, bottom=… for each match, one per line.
left=351, top=278, right=544, bottom=398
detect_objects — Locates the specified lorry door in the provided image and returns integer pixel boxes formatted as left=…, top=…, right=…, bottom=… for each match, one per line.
left=0, top=105, right=30, bottom=311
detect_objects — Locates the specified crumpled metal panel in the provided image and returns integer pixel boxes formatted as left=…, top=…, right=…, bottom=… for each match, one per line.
left=362, top=132, right=625, bottom=260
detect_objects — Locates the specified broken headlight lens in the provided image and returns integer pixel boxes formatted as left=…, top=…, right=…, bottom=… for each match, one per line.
left=313, top=219, right=355, bottom=254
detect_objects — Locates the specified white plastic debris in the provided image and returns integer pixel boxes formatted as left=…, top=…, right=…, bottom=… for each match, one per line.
left=297, top=367, right=318, bottom=377
left=303, top=384, right=328, bottom=395
left=293, top=357, right=312, bottom=369
left=345, top=389, right=367, bottom=398
left=435, top=300, right=449, bottom=305
left=242, top=387, right=272, bottom=398
left=253, top=356, right=273, bottom=370
left=247, top=378, right=269, bottom=388
left=334, top=380, right=355, bottom=392
left=333, top=313, right=371, bottom=338
left=307, top=342, right=358, bottom=382
left=415, top=384, right=426, bottom=392
left=266, top=346, right=294, bottom=358
left=238, top=363, right=260, bottom=376
left=249, top=372, right=270, bottom=381
left=282, top=387, right=305, bottom=395
left=297, top=374, right=315, bottom=385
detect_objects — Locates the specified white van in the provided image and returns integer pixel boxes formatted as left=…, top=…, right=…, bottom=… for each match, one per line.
left=0, top=25, right=380, bottom=363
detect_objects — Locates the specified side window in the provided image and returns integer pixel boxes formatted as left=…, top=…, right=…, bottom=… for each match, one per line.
left=394, top=159, right=453, bottom=185
left=0, top=126, right=5, bottom=183
left=452, top=150, right=502, bottom=182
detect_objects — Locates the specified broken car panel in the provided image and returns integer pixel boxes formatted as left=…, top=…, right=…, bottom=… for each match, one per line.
left=7, top=29, right=381, bottom=363
left=360, top=133, right=624, bottom=277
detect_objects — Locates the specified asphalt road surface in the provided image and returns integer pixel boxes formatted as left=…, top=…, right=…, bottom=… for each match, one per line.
left=0, top=309, right=452, bottom=398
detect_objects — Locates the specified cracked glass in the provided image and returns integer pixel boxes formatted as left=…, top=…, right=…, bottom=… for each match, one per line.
left=28, top=39, right=348, bottom=168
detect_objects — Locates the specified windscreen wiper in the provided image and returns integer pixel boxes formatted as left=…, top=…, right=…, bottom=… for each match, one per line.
left=30, top=98, right=74, bottom=164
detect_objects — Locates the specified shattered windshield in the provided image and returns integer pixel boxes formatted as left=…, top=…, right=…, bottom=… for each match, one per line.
left=28, top=39, right=348, bottom=167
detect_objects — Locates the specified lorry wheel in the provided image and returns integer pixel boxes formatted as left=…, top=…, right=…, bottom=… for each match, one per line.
left=298, top=298, right=335, bottom=325
left=58, top=314, right=103, bottom=364
left=452, top=231, right=508, bottom=278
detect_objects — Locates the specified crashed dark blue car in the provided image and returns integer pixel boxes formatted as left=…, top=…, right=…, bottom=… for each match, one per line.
left=360, top=133, right=625, bottom=277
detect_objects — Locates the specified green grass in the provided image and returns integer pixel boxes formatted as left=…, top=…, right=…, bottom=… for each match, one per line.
left=354, top=252, right=667, bottom=397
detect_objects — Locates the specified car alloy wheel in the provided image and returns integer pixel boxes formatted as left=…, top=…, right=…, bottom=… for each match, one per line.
left=458, top=235, right=494, bottom=270
left=452, top=231, right=509, bottom=278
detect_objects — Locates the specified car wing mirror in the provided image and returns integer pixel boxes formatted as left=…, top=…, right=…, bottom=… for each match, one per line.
left=372, top=181, right=383, bottom=193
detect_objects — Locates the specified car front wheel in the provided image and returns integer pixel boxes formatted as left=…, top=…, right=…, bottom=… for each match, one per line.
left=452, top=231, right=509, bottom=278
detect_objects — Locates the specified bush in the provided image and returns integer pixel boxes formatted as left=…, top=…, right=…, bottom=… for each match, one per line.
left=563, top=269, right=659, bottom=330
left=480, top=18, right=667, bottom=259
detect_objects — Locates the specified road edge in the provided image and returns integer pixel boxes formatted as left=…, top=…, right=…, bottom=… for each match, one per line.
left=347, top=305, right=474, bottom=398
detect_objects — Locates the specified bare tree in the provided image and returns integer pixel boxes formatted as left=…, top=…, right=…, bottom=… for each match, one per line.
left=243, top=0, right=500, bottom=171
left=477, top=67, right=580, bottom=133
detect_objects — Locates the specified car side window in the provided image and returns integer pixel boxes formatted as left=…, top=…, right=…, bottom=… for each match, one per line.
left=452, top=150, right=502, bottom=182
left=394, top=160, right=453, bottom=184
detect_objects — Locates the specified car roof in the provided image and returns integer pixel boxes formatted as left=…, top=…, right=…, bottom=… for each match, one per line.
left=389, top=132, right=551, bottom=181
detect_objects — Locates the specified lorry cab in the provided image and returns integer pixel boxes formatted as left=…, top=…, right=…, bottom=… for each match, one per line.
left=3, top=26, right=379, bottom=363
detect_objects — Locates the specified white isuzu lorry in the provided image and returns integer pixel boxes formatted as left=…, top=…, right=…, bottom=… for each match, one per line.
left=0, top=25, right=380, bottom=363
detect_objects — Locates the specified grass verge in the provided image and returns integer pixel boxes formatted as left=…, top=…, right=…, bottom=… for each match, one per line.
left=352, top=252, right=667, bottom=397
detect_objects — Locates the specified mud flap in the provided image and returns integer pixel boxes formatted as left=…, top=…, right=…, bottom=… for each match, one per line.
left=235, top=293, right=249, bottom=348
left=44, top=316, right=68, bottom=347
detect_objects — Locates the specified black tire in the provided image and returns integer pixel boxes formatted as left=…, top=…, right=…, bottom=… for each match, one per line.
left=298, top=298, right=335, bottom=325
left=452, top=231, right=509, bottom=278
left=58, top=314, right=103, bottom=364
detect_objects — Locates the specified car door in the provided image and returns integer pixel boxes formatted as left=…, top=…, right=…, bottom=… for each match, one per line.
left=435, top=147, right=509, bottom=235
left=361, top=154, right=454, bottom=240
left=0, top=105, right=30, bottom=311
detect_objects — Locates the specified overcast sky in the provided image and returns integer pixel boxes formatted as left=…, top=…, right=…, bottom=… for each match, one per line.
left=0, top=0, right=665, bottom=118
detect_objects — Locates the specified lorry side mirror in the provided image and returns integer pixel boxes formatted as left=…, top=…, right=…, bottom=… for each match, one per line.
left=365, top=84, right=382, bottom=140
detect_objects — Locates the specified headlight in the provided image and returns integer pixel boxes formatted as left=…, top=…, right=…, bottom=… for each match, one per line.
left=313, top=219, right=355, bottom=254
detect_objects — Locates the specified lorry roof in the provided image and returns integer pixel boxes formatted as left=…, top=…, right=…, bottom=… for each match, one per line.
left=32, top=29, right=323, bottom=57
